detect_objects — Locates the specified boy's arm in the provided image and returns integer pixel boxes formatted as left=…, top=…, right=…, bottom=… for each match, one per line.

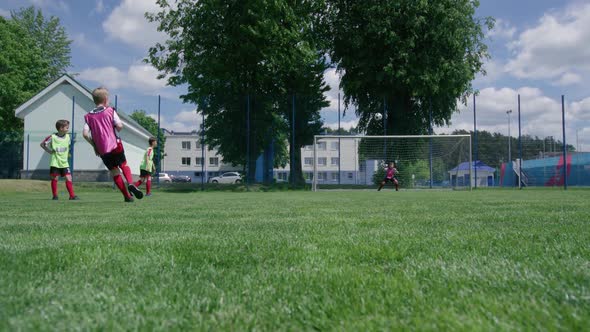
left=83, top=125, right=100, bottom=156
left=113, top=110, right=123, bottom=132
left=40, top=135, right=53, bottom=154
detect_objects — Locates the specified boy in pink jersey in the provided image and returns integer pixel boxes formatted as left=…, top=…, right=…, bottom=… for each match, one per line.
left=82, top=87, right=143, bottom=202
left=378, top=161, right=399, bottom=191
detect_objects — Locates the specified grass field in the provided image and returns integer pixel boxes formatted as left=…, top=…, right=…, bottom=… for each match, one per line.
left=1, top=181, right=589, bottom=330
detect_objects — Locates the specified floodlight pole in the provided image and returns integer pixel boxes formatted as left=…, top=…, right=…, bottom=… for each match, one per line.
left=506, top=109, right=512, bottom=164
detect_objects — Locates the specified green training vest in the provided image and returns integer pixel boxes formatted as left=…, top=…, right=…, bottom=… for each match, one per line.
left=50, top=133, right=70, bottom=168
left=140, top=147, right=154, bottom=171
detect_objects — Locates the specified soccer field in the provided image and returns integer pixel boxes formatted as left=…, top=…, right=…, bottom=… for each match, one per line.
left=1, top=182, right=589, bottom=330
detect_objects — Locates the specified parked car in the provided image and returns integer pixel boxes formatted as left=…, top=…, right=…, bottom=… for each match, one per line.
left=172, top=175, right=192, bottom=183
left=158, top=172, right=172, bottom=183
left=209, top=172, right=242, bottom=184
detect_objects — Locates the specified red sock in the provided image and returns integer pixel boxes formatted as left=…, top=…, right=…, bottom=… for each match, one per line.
left=134, top=179, right=143, bottom=187
left=120, top=162, right=134, bottom=184
left=146, top=178, right=152, bottom=195
left=51, top=179, right=58, bottom=197
left=114, top=175, right=131, bottom=198
left=66, top=180, right=75, bottom=198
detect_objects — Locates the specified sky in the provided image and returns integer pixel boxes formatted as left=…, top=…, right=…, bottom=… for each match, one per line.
left=1, top=0, right=589, bottom=151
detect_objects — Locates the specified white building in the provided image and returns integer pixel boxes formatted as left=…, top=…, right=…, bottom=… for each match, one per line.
left=161, top=129, right=240, bottom=182
left=15, top=74, right=152, bottom=181
left=162, top=132, right=368, bottom=184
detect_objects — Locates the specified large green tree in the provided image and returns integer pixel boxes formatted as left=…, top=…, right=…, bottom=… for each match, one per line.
left=146, top=0, right=329, bottom=183
left=11, top=6, right=72, bottom=82
left=328, top=0, right=493, bottom=135
left=0, top=17, right=47, bottom=132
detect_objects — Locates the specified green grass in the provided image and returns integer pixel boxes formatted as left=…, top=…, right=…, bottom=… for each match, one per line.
left=1, top=182, right=589, bottom=330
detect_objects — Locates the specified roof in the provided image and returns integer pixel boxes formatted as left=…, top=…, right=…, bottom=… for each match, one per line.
left=14, top=74, right=152, bottom=138
left=449, top=161, right=495, bottom=172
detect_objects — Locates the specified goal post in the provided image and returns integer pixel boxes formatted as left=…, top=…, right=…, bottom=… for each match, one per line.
left=312, top=135, right=472, bottom=191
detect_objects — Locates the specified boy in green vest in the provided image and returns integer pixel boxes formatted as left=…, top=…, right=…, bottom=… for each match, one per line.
left=133, top=137, right=157, bottom=196
left=40, top=119, right=79, bottom=200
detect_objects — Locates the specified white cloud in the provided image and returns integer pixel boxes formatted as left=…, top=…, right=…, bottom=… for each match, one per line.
left=553, top=72, right=582, bottom=86
left=148, top=109, right=201, bottom=133
left=438, top=86, right=590, bottom=151
left=103, top=0, right=166, bottom=49
left=324, top=119, right=358, bottom=131
left=488, top=18, right=516, bottom=40
left=30, top=0, right=70, bottom=12
left=505, top=3, right=590, bottom=83
left=474, top=59, right=506, bottom=86
left=78, top=63, right=170, bottom=95
left=0, top=8, right=9, bottom=17
left=95, top=0, right=105, bottom=14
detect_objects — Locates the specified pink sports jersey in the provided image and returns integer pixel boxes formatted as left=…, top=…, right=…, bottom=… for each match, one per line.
left=84, top=107, right=118, bottom=156
left=386, top=167, right=397, bottom=179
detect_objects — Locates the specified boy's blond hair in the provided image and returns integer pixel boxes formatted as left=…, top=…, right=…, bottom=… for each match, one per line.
left=92, top=87, right=109, bottom=105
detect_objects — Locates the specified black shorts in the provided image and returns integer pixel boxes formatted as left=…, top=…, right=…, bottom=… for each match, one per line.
left=140, top=169, right=152, bottom=177
left=50, top=167, right=70, bottom=177
left=383, top=177, right=398, bottom=184
left=100, top=151, right=127, bottom=170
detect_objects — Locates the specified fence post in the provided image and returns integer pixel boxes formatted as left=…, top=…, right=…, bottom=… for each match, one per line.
left=156, top=95, right=161, bottom=187
left=429, top=97, right=433, bottom=189
left=518, top=94, right=522, bottom=189
left=338, top=92, right=341, bottom=185
left=473, top=94, right=477, bottom=189
left=70, top=95, right=75, bottom=173
left=26, top=133, right=30, bottom=177
left=291, top=93, right=295, bottom=188
left=562, top=95, right=567, bottom=190
left=201, top=110, right=205, bottom=191
left=247, top=94, right=251, bottom=191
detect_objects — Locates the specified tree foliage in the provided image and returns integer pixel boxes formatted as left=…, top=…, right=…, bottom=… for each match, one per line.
left=146, top=0, right=329, bottom=182
left=328, top=0, right=493, bottom=135
left=11, top=6, right=72, bottom=82
left=130, top=110, right=167, bottom=166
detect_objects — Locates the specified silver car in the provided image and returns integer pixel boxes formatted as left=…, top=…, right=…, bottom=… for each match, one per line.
left=209, top=172, right=242, bottom=184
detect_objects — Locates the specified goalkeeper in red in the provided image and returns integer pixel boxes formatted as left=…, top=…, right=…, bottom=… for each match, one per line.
left=378, top=161, right=399, bottom=191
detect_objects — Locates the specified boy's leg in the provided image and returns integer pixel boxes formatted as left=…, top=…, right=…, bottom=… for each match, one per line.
left=394, top=178, right=399, bottom=191
left=64, top=173, right=78, bottom=199
left=378, top=180, right=385, bottom=191
left=120, top=161, right=134, bottom=184
left=111, top=168, right=132, bottom=200
left=134, top=177, right=144, bottom=187
left=50, top=174, right=59, bottom=198
left=146, top=175, right=152, bottom=195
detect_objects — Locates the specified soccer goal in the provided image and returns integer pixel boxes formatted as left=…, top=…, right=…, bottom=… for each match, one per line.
left=311, top=135, right=472, bottom=191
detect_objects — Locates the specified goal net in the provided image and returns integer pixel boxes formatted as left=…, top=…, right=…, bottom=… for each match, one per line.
left=311, top=135, right=472, bottom=191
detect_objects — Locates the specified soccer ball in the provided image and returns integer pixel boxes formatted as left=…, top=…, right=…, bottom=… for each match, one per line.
left=374, top=113, right=383, bottom=121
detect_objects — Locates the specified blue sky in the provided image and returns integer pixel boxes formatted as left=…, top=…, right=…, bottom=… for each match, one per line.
left=1, top=0, right=589, bottom=150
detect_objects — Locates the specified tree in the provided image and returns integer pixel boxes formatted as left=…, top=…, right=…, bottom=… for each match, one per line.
left=328, top=0, right=493, bottom=135
left=146, top=0, right=329, bottom=183
left=11, top=6, right=72, bottom=82
left=0, top=17, right=48, bottom=132
left=130, top=110, right=167, bottom=167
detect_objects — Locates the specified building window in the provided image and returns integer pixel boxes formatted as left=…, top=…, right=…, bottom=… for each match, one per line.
left=194, top=171, right=202, bottom=177
left=209, top=157, right=219, bottom=166
left=181, top=157, right=191, bottom=166
left=277, top=172, right=288, bottom=181
left=317, top=142, right=327, bottom=150
left=331, top=142, right=339, bottom=151
left=305, top=145, right=313, bottom=150
left=304, top=172, right=314, bottom=180
left=331, top=173, right=339, bottom=181
left=304, top=157, right=313, bottom=166
left=208, top=171, right=219, bottom=177
left=318, top=157, right=327, bottom=166
left=318, top=172, right=327, bottom=180
left=347, top=172, right=353, bottom=180
left=331, top=157, right=339, bottom=166
left=181, top=141, right=191, bottom=150
left=196, top=141, right=202, bottom=149
left=196, top=157, right=204, bottom=166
